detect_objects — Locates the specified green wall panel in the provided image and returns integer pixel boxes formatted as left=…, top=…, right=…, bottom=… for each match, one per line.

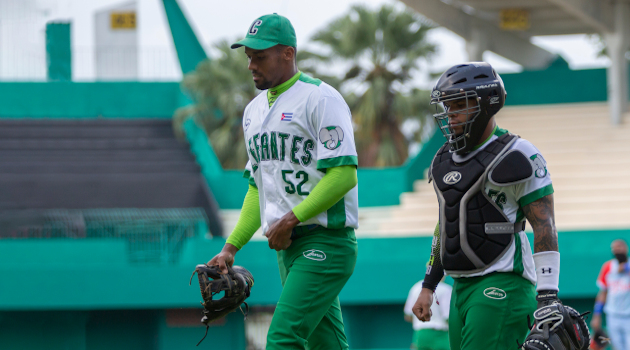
left=343, top=304, right=413, bottom=349
left=86, top=310, right=159, bottom=350
left=157, top=310, right=246, bottom=350
left=46, top=22, right=72, bottom=82
left=356, top=167, right=408, bottom=206
left=0, top=82, right=180, bottom=118
left=501, top=67, right=609, bottom=106
left=0, top=228, right=624, bottom=311
left=0, top=311, right=88, bottom=350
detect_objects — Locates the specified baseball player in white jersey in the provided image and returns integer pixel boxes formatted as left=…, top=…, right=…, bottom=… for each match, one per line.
left=411, top=62, right=569, bottom=350
left=404, top=278, right=452, bottom=350
left=592, top=239, right=630, bottom=350
left=207, top=14, right=359, bottom=350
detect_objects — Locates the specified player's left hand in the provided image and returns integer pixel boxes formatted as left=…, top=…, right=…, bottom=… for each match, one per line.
left=266, top=211, right=299, bottom=251
left=412, top=288, right=434, bottom=322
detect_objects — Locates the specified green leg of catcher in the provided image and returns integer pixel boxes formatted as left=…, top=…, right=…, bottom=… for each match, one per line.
left=448, top=273, right=537, bottom=350
left=266, top=227, right=357, bottom=350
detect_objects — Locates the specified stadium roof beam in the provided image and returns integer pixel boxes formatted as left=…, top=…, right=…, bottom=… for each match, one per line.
left=399, top=0, right=558, bottom=70
left=604, top=0, right=630, bottom=125
left=400, top=0, right=630, bottom=124
left=545, top=0, right=613, bottom=33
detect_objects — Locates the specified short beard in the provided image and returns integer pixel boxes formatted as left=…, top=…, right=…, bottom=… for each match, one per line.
left=255, top=79, right=273, bottom=90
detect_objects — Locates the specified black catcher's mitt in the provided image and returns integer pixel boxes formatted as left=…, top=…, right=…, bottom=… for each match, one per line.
left=520, top=302, right=590, bottom=350
left=189, top=264, right=254, bottom=345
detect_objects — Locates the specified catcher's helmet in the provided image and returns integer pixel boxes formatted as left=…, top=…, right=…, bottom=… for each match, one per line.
left=431, top=62, right=506, bottom=155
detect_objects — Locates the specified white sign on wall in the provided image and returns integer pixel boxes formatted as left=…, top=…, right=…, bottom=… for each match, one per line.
left=95, top=1, right=138, bottom=80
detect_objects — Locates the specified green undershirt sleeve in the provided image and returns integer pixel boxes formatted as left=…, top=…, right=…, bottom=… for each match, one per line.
left=292, top=165, right=357, bottom=223
left=225, top=185, right=261, bottom=250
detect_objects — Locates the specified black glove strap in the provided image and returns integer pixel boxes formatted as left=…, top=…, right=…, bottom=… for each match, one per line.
left=536, top=290, right=558, bottom=302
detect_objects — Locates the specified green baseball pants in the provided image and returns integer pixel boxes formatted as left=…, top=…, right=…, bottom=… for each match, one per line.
left=266, top=227, right=358, bottom=350
left=448, top=272, right=536, bottom=350
left=413, top=328, right=450, bottom=350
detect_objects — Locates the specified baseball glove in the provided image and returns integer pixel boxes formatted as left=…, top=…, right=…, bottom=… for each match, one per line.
left=189, top=264, right=254, bottom=345
left=589, top=328, right=610, bottom=350
left=520, top=302, right=590, bottom=350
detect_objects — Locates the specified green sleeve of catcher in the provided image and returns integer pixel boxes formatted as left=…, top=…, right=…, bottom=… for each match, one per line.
left=291, top=165, right=357, bottom=222
left=225, top=185, right=261, bottom=250
left=422, top=222, right=444, bottom=291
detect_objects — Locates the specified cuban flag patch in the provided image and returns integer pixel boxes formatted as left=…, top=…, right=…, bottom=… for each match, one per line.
left=281, top=113, right=293, bottom=122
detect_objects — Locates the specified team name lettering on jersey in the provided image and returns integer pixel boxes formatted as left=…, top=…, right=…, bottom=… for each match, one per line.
left=247, top=132, right=315, bottom=171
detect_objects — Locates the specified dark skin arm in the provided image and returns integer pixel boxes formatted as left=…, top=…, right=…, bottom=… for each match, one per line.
left=412, top=289, right=433, bottom=322
left=207, top=243, right=239, bottom=274
left=522, top=194, right=559, bottom=253
left=265, top=211, right=300, bottom=251
left=590, top=289, right=607, bottom=330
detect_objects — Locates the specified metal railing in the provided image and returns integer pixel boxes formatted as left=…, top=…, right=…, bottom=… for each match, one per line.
left=0, top=208, right=209, bottom=264
left=0, top=45, right=182, bottom=81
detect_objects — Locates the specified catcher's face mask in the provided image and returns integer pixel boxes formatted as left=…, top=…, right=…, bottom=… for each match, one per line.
left=431, top=91, right=481, bottom=154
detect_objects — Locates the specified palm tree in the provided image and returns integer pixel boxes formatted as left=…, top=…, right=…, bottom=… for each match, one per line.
left=174, top=39, right=258, bottom=169
left=308, top=4, right=436, bottom=166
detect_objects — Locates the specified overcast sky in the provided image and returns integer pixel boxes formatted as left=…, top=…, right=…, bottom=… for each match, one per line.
left=14, top=0, right=613, bottom=84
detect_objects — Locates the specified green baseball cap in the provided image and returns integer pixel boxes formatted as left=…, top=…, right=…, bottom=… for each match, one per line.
left=231, top=13, right=297, bottom=50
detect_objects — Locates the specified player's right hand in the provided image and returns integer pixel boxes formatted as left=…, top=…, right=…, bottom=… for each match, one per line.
left=206, top=243, right=238, bottom=274
left=412, top=288, right=434, bottom=322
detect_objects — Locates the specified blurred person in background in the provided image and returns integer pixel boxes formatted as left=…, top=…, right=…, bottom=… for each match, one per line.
left=404, top=274, right=451, bottom=350
left=592, top=239, right=630, bottom=350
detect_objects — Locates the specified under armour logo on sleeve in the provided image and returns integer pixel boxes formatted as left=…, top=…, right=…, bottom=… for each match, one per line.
left=541, top=268, right=552, bottom=274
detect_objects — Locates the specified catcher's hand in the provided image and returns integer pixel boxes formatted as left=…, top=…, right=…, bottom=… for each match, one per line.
left=412, top=287, right=434, bottom=322
left=189, top=264, right=254, bottom=345
left=520, top=296, right=590, bottom=350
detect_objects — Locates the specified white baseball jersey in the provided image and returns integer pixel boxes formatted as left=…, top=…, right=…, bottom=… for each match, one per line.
left=597, top=260, right=630, bottom=316
left=404, top=280, right=452, bottom=331
left=242, top=73, right=359, bottom=234
left=448, top=127, right=553, bottom=285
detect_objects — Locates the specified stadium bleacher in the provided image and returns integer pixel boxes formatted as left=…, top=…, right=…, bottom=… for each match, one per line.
left=354, top=103, right=630, bottom=236
left=0, top=118, right=222, bottom=246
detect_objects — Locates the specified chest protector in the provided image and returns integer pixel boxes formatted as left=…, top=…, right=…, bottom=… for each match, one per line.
left=431, top=133, right=525, bottom=275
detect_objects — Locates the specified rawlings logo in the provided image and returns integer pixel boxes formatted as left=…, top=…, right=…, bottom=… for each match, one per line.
left=303, top=249, right=326, bottom=261
left=443, top=171, right=462, bottom=185
left=483, top=287, right=506, bottom=299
